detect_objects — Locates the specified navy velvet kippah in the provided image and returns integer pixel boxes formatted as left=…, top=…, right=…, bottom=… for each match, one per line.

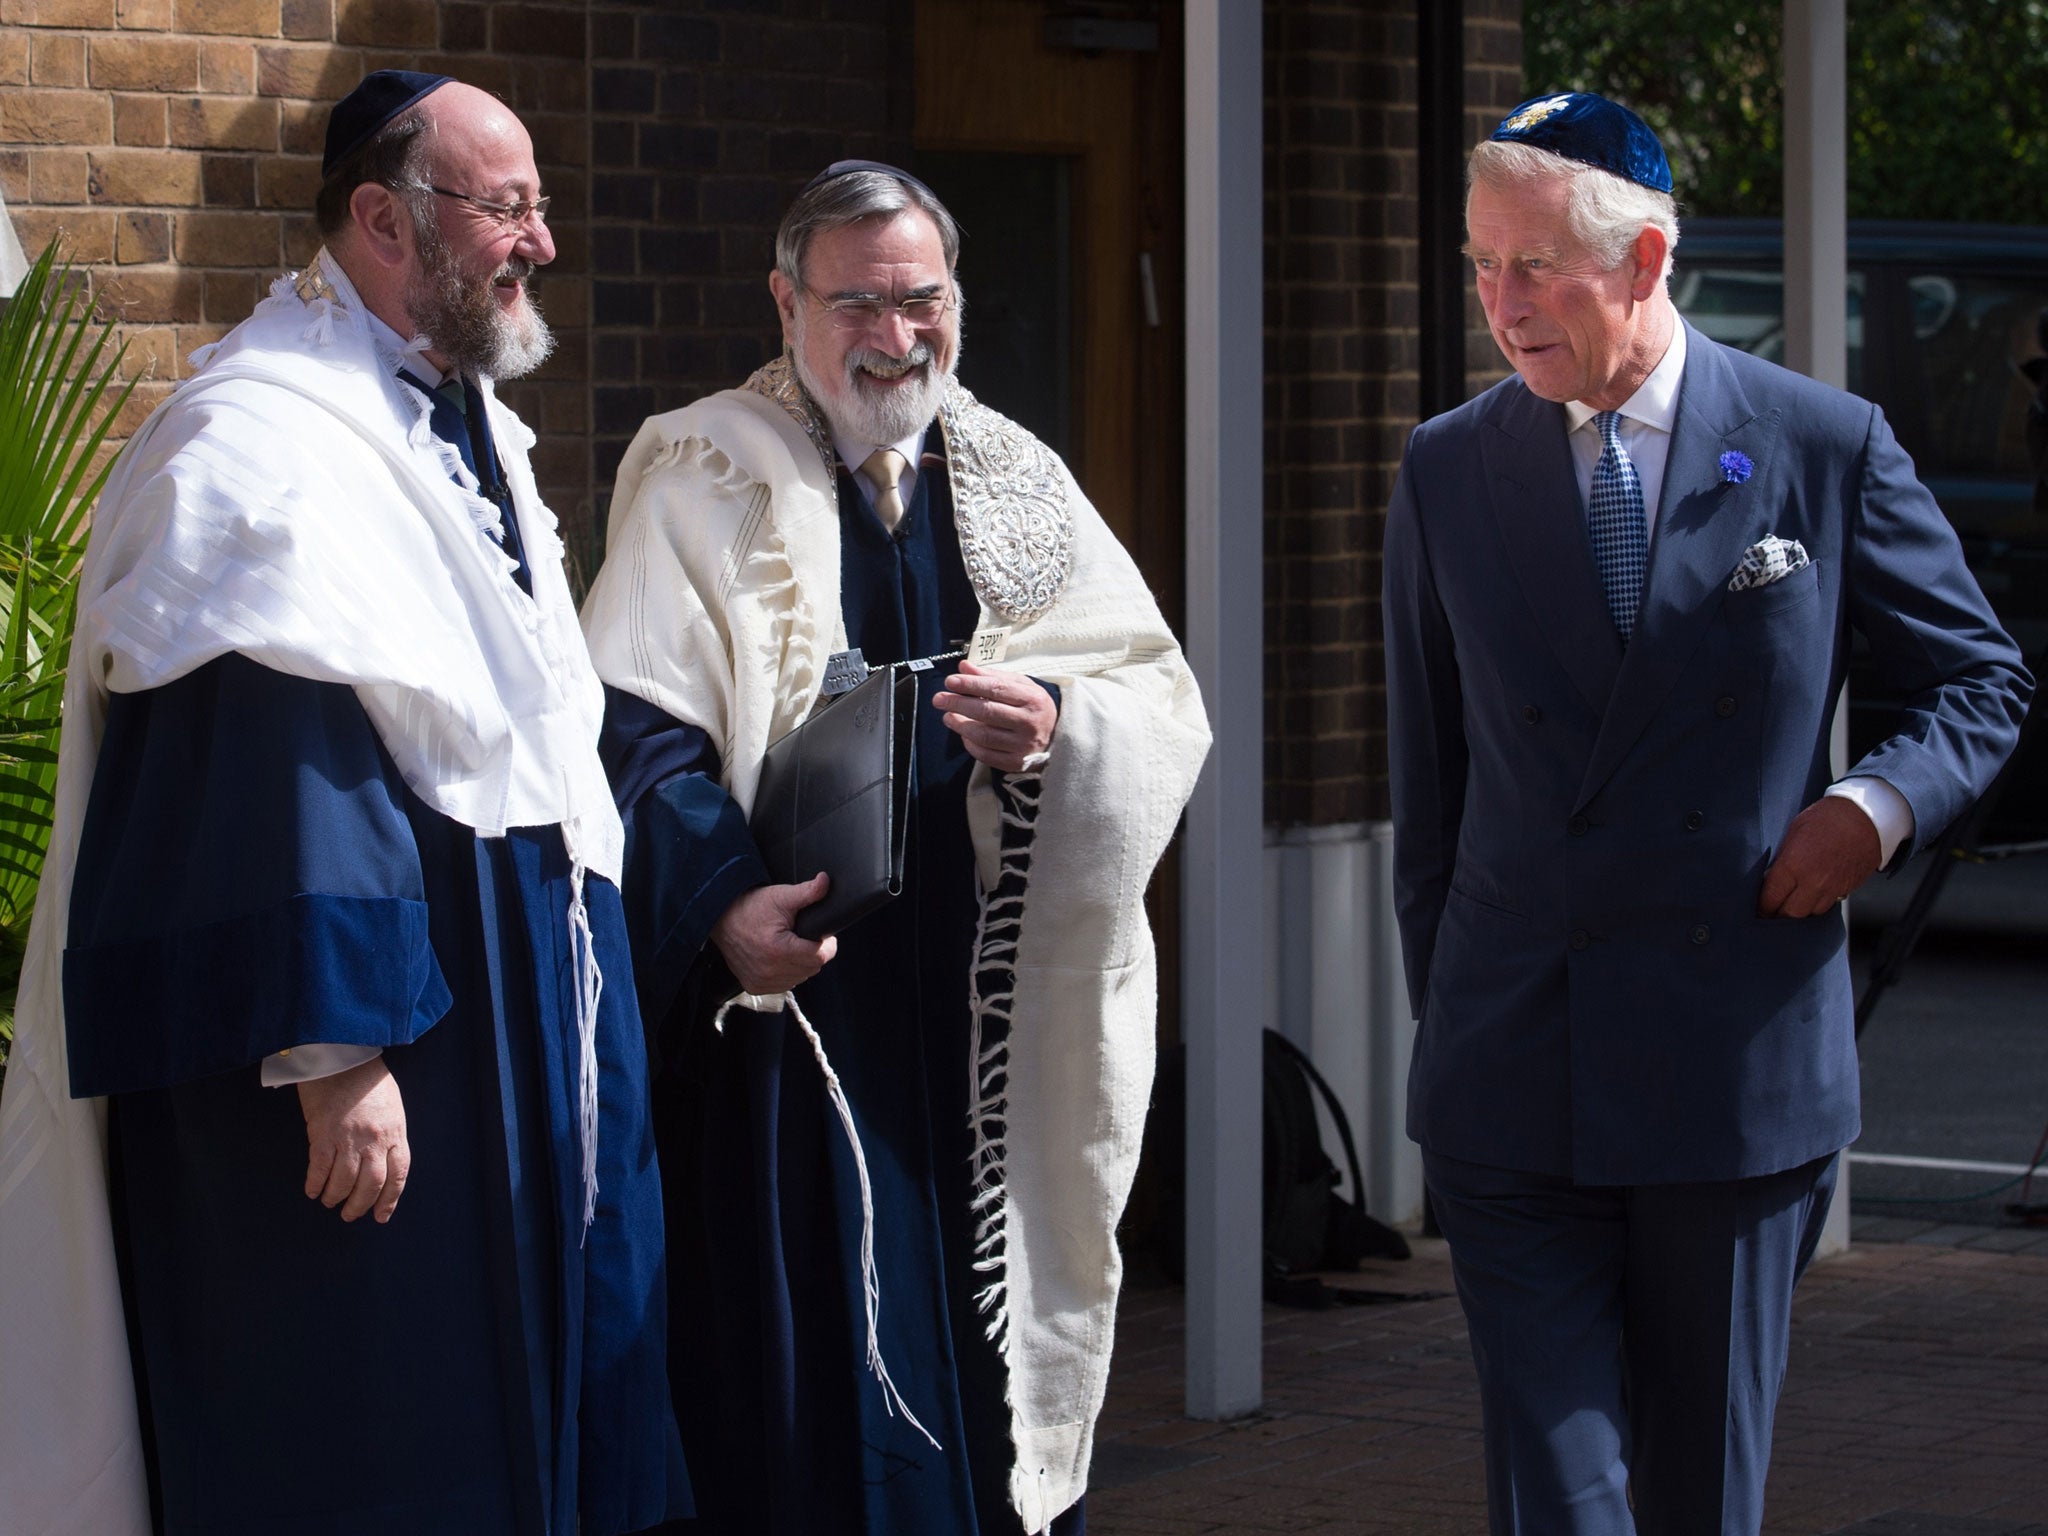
left=1489, top=92, right=1673, bottom=194
left=322, top=69, right=453, bottom=178
left=800, top=158, right=941, bottom=204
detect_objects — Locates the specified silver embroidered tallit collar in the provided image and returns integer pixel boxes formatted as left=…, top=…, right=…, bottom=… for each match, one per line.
left=742, top=353, right=1074, bottom=622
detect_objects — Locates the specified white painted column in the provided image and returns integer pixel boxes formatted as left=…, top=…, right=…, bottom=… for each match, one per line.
left=0, top=189, right=28, bottom=297
left=1783, top=0, right=1848, bottom=392
left=1784, top=0, right=1854, bottom=1258
left=1182, top=0, right=1265, bottom=1420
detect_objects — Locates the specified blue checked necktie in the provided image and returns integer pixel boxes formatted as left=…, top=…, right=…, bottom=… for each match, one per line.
left=1588, top=409, right=1649, bottom=641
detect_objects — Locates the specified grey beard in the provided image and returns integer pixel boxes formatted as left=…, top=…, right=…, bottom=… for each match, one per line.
left=404, top=216, right=554, bottom=382
left=792, top=324, right=959, bottom=447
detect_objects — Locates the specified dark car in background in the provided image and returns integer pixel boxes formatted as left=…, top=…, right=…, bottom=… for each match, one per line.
left=1673, top=220, right=2048, bottom=840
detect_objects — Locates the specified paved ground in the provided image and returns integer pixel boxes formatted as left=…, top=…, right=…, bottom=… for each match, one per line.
left=1089, top=1235, right=2048, bottom=1534
left=1080, top=846, right=2048, bottom=1533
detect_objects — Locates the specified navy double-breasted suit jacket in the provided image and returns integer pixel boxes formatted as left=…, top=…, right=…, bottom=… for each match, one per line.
left=1384, top=321, right=2032, bottom=1187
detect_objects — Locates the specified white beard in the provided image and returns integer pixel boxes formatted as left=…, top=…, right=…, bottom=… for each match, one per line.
left=792, top=313, right=959, bottom=446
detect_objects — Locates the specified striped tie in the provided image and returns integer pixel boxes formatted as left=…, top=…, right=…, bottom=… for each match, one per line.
left=1588, top=409, right=1649, bottom=640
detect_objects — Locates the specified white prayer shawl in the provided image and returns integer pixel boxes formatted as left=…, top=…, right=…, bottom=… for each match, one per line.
left=581, top=374, right=1211, bottom=1530
left=0, top=253, right=622, bottom=1536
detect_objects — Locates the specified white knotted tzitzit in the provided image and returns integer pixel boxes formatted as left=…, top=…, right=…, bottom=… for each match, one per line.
left=567, top=865, right=603, bottom=1236
left=711, top=991, right=940, bottom=1450
left=1589, top=409, right=1649, bottom=640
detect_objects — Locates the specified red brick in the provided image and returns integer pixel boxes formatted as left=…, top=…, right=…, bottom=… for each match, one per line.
left=87, top=147, right=202, bottom=203
left=199, top=40, right=254, bottom=94
left=201, top=266, right=257, bottom=320
left=255, top=43, right=357, bottom=99
left=167, top=94, right=279, bottom=151
left=9, top=206, right=116, bottom=262
left=524, top=112, right=585, bottom=170
left=0, top=0, right=115, bottom=25
left=333, top=0, right=433, bottom=47
left=489, top=4, right=582, bottom=59
left=277, top=99, right=322, bottom=154
left=114, top=208, right=168, bottom=261
left=92, top=267, right=202, bottom=323
left=28, top=32, right=86, bottom=84
left=173, top=209, right=280, bottom=265
left=89, top=36, right=200, bottom=90
left=279, top=210, right=316, bottom=264
left=278, top=0, right=327, bottom=40
left=112, top=93, right=166, bottom=145
left=0, top=149, right=30, bottom=201
left=256, top=153, right=317, bottom=209
left=114, top=323, right=179, bottom=381
left=114, top=0, right=172, bottom=27
left=173, top=322, right=233, bottom=373
left=109, top=377, right=176, bottom=434
left=29, top=146, right=89, bottom=202
left=172, top=0, right=279, bottom=37
left=0, top=30, right=26, bottom=83
left=1, top=88, right=113, bottom=144
left=201, top=152, right=253, bottom=205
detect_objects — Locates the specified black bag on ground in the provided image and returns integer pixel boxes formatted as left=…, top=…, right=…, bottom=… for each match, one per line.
left=1261, top=1029, right=1410, bottom=1279
left=1142, top=1029, right=1410, bottom=1290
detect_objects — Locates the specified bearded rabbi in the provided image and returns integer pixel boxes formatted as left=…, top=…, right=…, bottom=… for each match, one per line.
left=582, top=161, right=1210, bottom=1536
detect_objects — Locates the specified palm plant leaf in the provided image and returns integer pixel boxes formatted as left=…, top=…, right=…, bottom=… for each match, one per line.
left=0, top=240, right=143, bottom=1072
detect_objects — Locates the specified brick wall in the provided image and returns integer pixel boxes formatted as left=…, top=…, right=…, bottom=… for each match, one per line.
left=0, top=0, right=591, bottom=543
left=583, top=0, right=908, bottom=545
left=4, top=0, right=1527, bottom=830
left=1261, top=0, right=1523, bottom=828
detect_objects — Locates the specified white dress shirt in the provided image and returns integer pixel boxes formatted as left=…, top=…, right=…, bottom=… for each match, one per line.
left=832, top=423, right=928, bottom=523
left=1565, top=320, right=1915, bottom=867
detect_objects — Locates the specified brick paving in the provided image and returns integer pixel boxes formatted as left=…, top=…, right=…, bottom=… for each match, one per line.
left=1089, top=1232, right=2048, bottom=1535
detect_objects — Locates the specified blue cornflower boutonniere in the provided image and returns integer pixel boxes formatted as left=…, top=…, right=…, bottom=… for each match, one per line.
left=1719, top=450, right=1754, bottom=485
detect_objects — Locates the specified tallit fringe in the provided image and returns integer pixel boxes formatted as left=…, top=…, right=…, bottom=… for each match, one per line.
left=567, top=863, right=603, bottom=1238
left=713, top=990, right=940, bottom=1450
left=967, top=772, right=1045, bottom=1353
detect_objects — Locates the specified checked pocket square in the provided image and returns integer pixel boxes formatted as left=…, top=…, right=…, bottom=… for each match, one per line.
left=1728, top=536, right=1810, bottom=592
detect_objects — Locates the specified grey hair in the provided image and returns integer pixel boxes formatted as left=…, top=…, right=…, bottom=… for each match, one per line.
left=774, top=168, right=962, bottom=287
left=1467, top=138, right=1679, bottom=282
left=315, top=109, right=434, bottom=237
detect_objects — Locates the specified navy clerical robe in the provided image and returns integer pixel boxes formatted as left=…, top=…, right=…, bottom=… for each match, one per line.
left=64, top=652, right=690, bottom=1536
left=602, top=461, right=1082, bottom=1536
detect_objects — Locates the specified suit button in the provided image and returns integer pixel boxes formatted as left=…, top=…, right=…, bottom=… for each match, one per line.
left=1568, top=814, right=1589, bottom=836
left=1569, top=929, right=1590, bottom=951
left=1715, top=695, right=1738, bottom=718
left=1685, top=810, right=1705, bottom=831
left=1690, top=924, right=1711, bottom=945
left=1522, top=704, right=1541, bottom=724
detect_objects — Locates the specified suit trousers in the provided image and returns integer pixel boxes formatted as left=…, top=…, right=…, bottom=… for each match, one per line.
left=1423, top=1150, right=1838, bottom=1536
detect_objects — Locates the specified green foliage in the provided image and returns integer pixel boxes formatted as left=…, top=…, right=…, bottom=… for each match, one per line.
left=1523, top=0, right=2048, bottom=224
left=0, top=241, right=140, bottom=1082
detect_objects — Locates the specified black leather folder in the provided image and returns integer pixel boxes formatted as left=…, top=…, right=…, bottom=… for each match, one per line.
left=751, top=663, right=917, bottom=940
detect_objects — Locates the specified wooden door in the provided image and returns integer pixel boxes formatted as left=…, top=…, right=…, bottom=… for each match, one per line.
left=913, top=0, right=1187, bottom=1036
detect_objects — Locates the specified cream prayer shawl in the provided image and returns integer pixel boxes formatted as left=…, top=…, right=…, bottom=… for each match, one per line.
left=582, top=366, right=1210, bottom=1530
left=0, top=254, right=620, bottom=1536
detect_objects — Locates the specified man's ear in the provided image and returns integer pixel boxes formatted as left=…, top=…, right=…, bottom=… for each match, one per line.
left=1629, top=226, right=1668, bottom=303
left=767, top=269, right=800, bottom=347
left=350, top=182, right=413, bottom=272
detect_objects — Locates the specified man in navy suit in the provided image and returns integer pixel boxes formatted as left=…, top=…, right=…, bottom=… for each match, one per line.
left=1383, top=93, right=2031, bottom=1534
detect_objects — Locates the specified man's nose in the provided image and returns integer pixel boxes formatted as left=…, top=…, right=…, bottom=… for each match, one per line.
left=518, top=216, right=556, bottom=267
left=867, top=305, right=918, bottom=356
left=1488, top=270, right=1535, bottom=326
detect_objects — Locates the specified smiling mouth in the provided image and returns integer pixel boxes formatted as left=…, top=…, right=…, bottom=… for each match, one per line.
left=859, top=357, right=922, bottom=381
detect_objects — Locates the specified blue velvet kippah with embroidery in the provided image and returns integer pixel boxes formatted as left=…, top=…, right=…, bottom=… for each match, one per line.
left=1489, top=92, right=1673, bottom=194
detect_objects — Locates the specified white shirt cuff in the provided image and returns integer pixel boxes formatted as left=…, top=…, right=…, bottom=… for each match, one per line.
left=1824, top=775, right=1917, bottom=868
left=261, top=1043, right=383, bottom=1087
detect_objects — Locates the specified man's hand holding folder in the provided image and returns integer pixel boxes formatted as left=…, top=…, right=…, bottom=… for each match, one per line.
left=712, top=872, right=838, bottom=994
